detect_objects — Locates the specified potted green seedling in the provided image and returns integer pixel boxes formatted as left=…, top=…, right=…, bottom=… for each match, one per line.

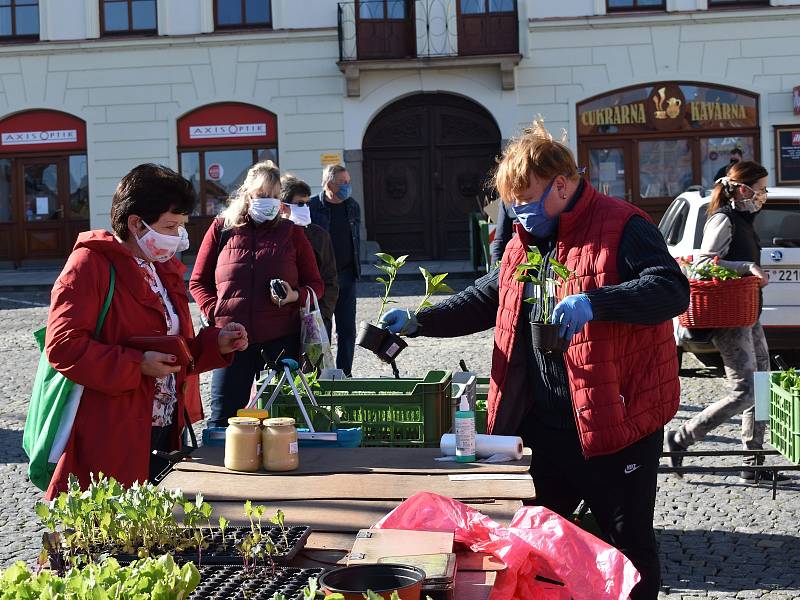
left=357, top=253, right=408, bottom=362
left=515, top=246, right=577, bottom=352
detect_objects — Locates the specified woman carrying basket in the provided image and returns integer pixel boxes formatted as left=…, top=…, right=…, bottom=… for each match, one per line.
left=665, top=161, right=784, bottom=482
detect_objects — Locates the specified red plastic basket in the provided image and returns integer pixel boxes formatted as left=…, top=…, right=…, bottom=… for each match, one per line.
left=678, top=276, right=759, bottom=329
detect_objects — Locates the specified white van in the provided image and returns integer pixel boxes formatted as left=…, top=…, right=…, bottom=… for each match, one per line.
left=658, top=187, right=800, bottom=366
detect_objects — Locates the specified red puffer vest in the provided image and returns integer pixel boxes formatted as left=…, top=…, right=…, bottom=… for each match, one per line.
left=191, top=218, right=323, bottom=344
left=488, top=183, right=679, bottom=458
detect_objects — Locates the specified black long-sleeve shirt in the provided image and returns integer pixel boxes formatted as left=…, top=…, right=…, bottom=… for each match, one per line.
left=416, top=212, right=689, bottom=431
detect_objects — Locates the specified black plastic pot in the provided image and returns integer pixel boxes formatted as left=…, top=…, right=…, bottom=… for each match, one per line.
left=356, top=321, right=408, bottom=363
left=530, top=322, right=569, bottom=353
left=190, top=565, right=324, bottom=599
left=319, top=563, right=425, bottom=600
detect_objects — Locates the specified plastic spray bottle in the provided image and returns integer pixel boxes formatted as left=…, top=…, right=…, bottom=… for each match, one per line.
left=455, top=396, right=476, bottom=462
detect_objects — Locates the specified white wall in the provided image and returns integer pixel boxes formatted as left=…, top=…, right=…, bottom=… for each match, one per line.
left=517, top=7, right=800, bottom=181
left=276, top=0, right=338, bottom=30
left=527, top=0, right=595, bottom=19
left=43, top=0, right=88, bottom=41
left=160, top=0, right=205, bottom=36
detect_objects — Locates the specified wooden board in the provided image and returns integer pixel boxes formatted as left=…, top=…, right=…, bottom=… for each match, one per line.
left=173, top=446, right=532, bottom=476
left=207, top=499, right=522, bottom=533
left=161, top=470, right=534, bottom=502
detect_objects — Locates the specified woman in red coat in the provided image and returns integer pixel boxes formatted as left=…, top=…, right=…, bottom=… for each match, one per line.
left=44, top=164, right=248, bottom=500
left=190, top=160, right=324, bottom=428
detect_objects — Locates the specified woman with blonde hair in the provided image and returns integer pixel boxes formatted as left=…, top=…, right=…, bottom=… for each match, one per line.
left=190, top=161, right=323, bottom=427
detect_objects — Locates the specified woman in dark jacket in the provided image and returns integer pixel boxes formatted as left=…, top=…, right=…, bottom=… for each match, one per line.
left=44, top=164, right=247, bottom=498
left=666, top=161, right=777, bottom=482
left=190, top=160, right=324, bottom=428
left=280, top=174, right=339, bottom=337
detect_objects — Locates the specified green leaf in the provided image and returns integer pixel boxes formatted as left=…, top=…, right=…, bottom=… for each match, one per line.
left=375, top=252, right=394, bottom=265
left=375, top=277, right=388, bottom=284
left=431, top=273, right=448, bottom=286
left=419, top=266, right=431, bottom=280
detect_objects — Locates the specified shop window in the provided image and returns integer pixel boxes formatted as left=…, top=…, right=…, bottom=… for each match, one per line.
left=214, top=0, right=271, bottom=30
left=101, top=0, right=157, bottom=35
left=179, top=148, right=278, bottom=218
left=0, top=159, right=11, bottom=222
left=700, top=136, right=754, bottom=188
left=607, top=0, right=665, bottom=11
left=68, top=155, right=89, bottom=219
left=639, top=139, right=693, bottom=199
left=0, top=0, right=39, bottom=39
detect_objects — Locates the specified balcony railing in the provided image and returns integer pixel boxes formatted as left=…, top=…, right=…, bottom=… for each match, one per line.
left=337, top=0, right=519, bottom=62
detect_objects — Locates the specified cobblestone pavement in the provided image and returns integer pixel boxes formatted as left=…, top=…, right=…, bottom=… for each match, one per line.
left=0, top=280, right=798, bottom=598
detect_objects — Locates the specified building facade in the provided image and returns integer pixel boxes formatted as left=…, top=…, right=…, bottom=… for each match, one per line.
left=0, top=0, right=798, bottom=266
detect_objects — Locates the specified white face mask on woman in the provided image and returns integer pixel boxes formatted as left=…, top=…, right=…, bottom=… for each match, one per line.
left=288, top=204, right=312, bottom=227
left=136, top=221, right=182, bottom=262
left=248, top=197, right=282, bottom=223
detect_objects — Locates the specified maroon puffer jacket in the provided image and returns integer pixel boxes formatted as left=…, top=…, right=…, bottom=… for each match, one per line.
left=190, top=217, right=323, bottom=343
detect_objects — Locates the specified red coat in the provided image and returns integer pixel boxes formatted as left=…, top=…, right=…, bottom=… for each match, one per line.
left=44, top=231, right=232, bottom=499
left=189, top=218, right=324, bottom=344
left=489, top=184, right=680, bottom=457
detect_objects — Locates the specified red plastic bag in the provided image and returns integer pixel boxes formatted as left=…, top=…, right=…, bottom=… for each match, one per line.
left=374, top=492, right=640, bottom=600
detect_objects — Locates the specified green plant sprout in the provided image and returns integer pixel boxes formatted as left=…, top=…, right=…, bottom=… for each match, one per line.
left=515, top=246, right=576, bottom=324
left=414, top=268, right=453, bottom=315
left=374, top=253, right=407, bottom=322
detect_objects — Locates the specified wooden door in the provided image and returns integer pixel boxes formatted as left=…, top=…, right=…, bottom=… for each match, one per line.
left=437, top=147, right=498, bottom=259
left=16, top=157, right=69, bottom=262
left=364, top=148, right=433, bottom=259
left=355, top=0, right=415, bottom=60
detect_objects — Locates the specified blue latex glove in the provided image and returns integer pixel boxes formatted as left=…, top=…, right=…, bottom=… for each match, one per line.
left=551, top=294, right=593, bottom=341
left=378, top=308, right=418, bottom=335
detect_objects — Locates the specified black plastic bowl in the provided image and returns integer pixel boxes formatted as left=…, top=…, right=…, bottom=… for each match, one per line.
left=319, top=563, right=425, bottom=599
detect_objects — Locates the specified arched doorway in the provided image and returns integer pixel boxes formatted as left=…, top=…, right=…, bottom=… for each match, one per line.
left=363, top=93, right=501, bottom=260
left=0, top=109, right=89, bottom=267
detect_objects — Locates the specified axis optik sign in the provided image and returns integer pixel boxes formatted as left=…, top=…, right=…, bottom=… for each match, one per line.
left=188, top=123, right=267, bottom=140
left=1, top=129, right=77, bottom=146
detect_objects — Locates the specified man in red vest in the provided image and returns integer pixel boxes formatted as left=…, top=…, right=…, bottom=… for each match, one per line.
left=381, top=120, right=689, bottom=599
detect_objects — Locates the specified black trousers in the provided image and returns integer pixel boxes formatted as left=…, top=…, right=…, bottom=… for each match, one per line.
left=334, top=270, right=358, bottom=376
left=209, top=335, right=300, bottom=428
left=519, top=418, right=664, bottom=600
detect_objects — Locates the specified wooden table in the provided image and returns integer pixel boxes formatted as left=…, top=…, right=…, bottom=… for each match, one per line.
left=160, top=446, right=533, bottom=599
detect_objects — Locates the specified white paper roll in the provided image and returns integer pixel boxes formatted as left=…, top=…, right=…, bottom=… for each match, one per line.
left=440, top=434, right=524, bottom=460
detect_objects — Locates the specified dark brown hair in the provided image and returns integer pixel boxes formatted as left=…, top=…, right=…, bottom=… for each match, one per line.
left=706, top=160, right=768, bottom=216
left=280, top=175, right=312, bottom=204
left=110, top=164, right=195, bottom=240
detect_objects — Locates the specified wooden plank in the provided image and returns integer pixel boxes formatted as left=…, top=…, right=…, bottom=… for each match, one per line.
left=207, top=499, right=522, bottom=533
left=160, top=470, right=534, bottom=502
left=174, top=446, right=531, bottom=476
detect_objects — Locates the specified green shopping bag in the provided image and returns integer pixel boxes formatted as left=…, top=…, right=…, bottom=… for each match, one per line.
left=23, top=265, right=115, bottom=491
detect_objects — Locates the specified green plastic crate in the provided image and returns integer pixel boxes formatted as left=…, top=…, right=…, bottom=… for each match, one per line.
left=475, top=377, right=490, bottom=434
left=769, top=373, right=800, bottom=464
left=258, top=370, right=452, bottom=447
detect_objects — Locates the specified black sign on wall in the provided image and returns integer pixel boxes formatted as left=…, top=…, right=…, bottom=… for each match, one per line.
left=775, top=125, right=800, bottom=185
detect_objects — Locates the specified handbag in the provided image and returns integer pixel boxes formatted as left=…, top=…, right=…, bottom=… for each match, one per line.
left=300, top=287, right=335, bottom=371
left=126, top=335, right=194, bottom=372
left=22, top=264, right=115, bottom=491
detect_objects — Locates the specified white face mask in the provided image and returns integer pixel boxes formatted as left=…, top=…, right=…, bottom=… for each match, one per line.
left=248, top=197, right=282, bottom=223
left=136, top=221, right=181, bottom=262
left=176, top=226, right=190, bottom=252
left=288, top=204, right=312, bottom=227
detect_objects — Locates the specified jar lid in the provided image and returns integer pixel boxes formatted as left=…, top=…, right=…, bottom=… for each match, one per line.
left=237, top=408, right=269, bottom=420
left=228, top=417, right=261, bottom=426
left=263, top=417, right=296, bottom=427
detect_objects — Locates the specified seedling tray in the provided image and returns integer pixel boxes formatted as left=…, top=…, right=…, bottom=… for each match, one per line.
left=91, top=525, right=312, bottom=566
left=190, top=565, right=324, bottom=599
left=770, top=373, right=800, bottom=464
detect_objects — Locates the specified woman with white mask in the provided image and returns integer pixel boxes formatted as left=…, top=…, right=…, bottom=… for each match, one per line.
left=190, top=161, right=324, bottom=428
left=43, top=164, right=248, bottom=498
left=280, top=175, right=339, bottom=337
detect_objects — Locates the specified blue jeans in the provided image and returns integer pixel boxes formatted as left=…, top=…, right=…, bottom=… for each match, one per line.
left=208, top=335, right=299, bottom=428
left=334, top=270, right=358, bottom=376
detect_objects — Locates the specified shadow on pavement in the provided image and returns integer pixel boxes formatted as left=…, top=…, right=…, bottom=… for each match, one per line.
left=0, top=428, right=28, bottom=463
left=658, top=528, right=800, bottom=594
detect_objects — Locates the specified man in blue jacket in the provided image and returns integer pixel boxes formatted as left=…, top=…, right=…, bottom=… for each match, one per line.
left=309, top=164, right=361, bottom=376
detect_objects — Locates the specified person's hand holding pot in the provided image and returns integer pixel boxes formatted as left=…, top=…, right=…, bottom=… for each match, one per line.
left=218, top=322, right=249, bottom=354
left=379, top=308, right=418, bottom=335
left=749, top=264, right=769, bottom=288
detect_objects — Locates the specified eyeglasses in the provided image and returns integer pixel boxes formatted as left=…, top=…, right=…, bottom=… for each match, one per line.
left=741, top=183, right=768, bottom=198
